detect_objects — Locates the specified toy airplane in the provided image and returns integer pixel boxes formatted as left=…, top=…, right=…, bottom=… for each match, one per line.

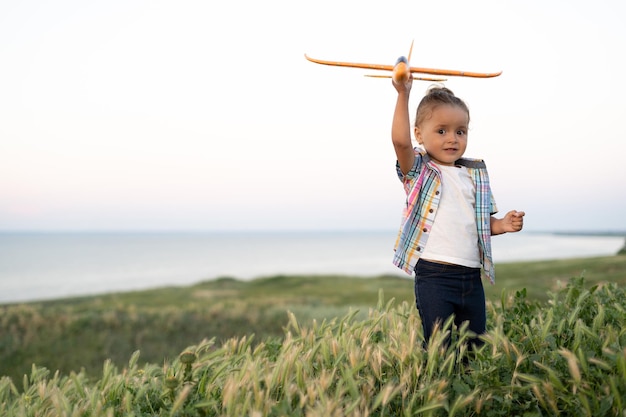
left=305, top=41, right=502, bottom=83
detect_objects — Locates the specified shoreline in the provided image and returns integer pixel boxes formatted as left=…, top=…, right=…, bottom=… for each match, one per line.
left=2, top=253, right=625, bottom=306
left=1, top=232, right=624, bottom=305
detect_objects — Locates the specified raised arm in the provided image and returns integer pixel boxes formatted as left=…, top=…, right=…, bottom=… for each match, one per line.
left=392, top=77, right=416, bottom=175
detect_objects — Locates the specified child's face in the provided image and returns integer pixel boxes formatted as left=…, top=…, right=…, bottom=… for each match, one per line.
left=414, top=104, right=469, bottom=166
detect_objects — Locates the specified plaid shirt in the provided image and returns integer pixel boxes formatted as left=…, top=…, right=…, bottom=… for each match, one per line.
left=393, top=149, right=499, bottom=284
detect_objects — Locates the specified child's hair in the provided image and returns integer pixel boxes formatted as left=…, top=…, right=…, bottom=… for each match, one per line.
left=414, top=86, right=470, bottom=128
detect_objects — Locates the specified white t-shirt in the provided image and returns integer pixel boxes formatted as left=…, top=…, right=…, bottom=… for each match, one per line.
left=421, top=164, right=481, bottom=268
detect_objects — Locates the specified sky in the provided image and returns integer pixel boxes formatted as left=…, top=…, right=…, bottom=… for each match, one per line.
left=1, top=0, right=625, bottom=232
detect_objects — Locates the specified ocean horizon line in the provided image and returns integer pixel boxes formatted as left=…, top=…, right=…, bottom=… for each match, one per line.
left=1, top=228, right=625, bottom=236
left=1, top=231, right=624, bottom=304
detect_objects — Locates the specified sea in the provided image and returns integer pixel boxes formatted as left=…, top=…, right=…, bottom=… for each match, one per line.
left=0, top=231, right=624, bottom=304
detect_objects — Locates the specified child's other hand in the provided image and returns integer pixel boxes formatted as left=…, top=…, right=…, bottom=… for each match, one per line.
left=502, top=210, right=525, bottom=233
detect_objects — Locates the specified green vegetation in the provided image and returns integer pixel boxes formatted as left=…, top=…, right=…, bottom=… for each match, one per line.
left=485, top=254, right=626, bottom=301
left=1, top=255, right=625, bottom=415
left=0, top=274, right=415, bottom=383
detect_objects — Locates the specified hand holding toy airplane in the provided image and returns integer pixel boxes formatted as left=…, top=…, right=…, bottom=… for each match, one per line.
left=305, top=41, right=502, bottom=83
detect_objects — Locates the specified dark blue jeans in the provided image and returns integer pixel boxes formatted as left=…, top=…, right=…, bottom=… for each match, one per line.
left=414, top=259, right=486, bottom=349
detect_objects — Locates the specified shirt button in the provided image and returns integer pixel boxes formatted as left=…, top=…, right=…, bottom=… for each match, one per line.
left=423, top=228, right=428, bottom=233
left=429, top=209, right=434, bottom=213
left=435, top=191, right=440, bottom=195
left=417, top=247, right=422, bottom=252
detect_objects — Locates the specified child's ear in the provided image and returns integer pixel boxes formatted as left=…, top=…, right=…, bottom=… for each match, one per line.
left=414, top=126, right=422, bottom=144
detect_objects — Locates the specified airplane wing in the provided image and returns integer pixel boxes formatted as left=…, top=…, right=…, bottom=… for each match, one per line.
left=409, top=66, right=502, bottom=78
left=305, top=54, right=394, bottom=72
left=304, top=54, right=502, bottom=78
left=364, top=74, right=447, bottom=82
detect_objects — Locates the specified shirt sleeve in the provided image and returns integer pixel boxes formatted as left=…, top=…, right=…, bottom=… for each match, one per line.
left=490, top=192, right=498, bottom=216
left=396, top=148, right=424, bottom=193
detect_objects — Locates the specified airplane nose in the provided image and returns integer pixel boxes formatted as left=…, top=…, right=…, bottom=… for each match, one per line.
left=393, top=59, right=410, bottom=84
left=395, top=56, right=409, bottom=65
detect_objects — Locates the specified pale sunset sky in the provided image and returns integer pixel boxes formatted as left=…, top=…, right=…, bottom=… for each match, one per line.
left=1, top=0, right=624, bottom=232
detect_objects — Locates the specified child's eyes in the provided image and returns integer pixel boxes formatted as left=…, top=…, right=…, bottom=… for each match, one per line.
left=437, top=129, right=466, bottom=135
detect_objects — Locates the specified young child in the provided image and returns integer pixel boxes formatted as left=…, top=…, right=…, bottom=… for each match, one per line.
left=391, top=76, right=525, bottom=348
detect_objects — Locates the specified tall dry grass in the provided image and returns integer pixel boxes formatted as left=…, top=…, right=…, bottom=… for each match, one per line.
left=1, top=277, right=625, bottom=416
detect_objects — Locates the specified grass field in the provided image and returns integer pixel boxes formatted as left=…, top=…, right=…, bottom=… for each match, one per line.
left=1, top=254, right=625, bottom=415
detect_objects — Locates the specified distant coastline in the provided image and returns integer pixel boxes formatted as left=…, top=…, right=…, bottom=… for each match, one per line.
left=2, top=229, right=626, bottom=237
left=1, top=231, right=625, bottom=304
left=538, top=230, right=626, bottom=237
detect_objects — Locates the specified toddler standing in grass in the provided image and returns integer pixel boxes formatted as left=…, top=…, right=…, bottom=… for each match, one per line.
left=391, top=77, right=525, bottom=348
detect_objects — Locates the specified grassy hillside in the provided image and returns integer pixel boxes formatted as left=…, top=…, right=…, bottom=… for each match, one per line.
left=1, top=255, right=625, bottom=387
left=1, top=274, right=625, bottom=416
left=486, top=255, right=626, bottom=301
